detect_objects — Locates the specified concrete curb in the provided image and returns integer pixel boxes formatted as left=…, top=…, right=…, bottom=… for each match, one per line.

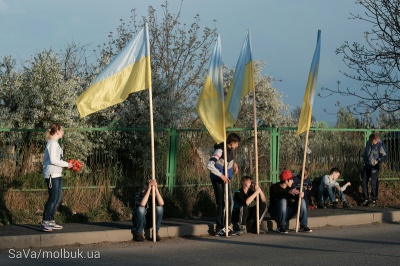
left=1, top=210, right=400, bottom=250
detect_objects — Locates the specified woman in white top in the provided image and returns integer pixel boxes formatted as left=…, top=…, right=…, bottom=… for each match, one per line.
left=41, top=123, right=73, bottom=232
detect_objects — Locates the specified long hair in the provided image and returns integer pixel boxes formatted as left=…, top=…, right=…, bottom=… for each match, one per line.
left=45, top=123, right=62, bottom=140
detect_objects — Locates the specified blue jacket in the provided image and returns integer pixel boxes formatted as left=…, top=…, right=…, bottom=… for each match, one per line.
left=363, top=140, right=387, bottom=169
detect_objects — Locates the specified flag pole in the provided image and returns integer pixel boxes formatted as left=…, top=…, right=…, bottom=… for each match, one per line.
left=143, top=23, right=157, bottom=243
left=252, top=92, right=260, bottom=234
left=222, top=112, right=229, bottom=237
left=223, top=142, right=229, bottom=237
left=295, top=30, right=321, bottom=232
left=150, top=81, right=156, bottom=242
left=295, top=129, right=310, bottom=232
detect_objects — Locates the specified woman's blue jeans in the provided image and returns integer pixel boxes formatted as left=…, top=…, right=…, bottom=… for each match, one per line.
left=43, top=177, right=62, bottom=221
left=270, top=198, right=308, bottom=227
left=132, top=206, right=164, bottom=236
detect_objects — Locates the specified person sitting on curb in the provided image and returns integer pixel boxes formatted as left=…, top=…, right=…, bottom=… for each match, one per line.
left=232, top=176, right=267, bottom=235
left=292, top=167, right=314, bottom=210
left=317, top=167, right=351, bottom=209
left=131, top=179, right=164, bottom=242
left=268, top=169, right=312, bottom=233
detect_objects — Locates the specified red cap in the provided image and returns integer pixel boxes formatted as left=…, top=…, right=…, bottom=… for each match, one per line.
left=280, top=170, right=293, bottom=181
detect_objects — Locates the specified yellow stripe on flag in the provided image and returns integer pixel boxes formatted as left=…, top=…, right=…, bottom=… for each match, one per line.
left=225, top=31, right=254, bottom=127
left=297, top=30, right=321, bottom=135
left=76, top=25, right=151, bottom=118
left=196, top=35, right=225, bottom=144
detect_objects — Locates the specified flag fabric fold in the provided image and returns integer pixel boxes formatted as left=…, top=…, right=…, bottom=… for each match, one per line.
left=225, top=30, right=254, bottom=127
left=196, top=35, right=225, bottom=144
left=297, top=30, right=321, bottom=135
left=76, top=24, right=152, bottom=118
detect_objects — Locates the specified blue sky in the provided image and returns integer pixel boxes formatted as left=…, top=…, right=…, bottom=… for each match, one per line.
left=0, top=0, right=366, bottom=124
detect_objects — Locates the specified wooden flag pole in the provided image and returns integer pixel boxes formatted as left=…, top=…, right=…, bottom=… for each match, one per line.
left=222, top=102, right=229, bottom=237
left=252, top=92, right=260, bottom=234
left=223, top=140, right=229, bottom=237
left=149, top=84, right=157, bottom=242
left=295, top=129, right=310, bottom=233
left=142, top=22, right=157, bottom=243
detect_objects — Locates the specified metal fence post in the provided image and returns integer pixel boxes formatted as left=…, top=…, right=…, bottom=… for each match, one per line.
left=166, top=128, right=178, bottom=193
left=270, top=126, right=280, bottom=183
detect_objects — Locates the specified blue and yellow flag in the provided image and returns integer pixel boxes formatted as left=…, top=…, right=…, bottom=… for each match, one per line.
left=196, top=35, right=225, bottom=144
left=76, top=24, right=152, bottom=118
left=297, top=30, right=321, bottom=135
left=225, top=30, right=254, bottom=127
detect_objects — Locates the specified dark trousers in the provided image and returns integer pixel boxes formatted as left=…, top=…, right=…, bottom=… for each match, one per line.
left=43, top=177, right=62, bottom=221
left=362, top=166, right=379, bottom=201
left=211, top=179, right=233, bottom=231
left=232, top=202, right=267, bottom=230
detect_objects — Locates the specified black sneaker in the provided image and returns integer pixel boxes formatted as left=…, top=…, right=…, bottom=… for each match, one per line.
left=300, top=226, right=313, bottom=232
left=216, top=228, right=233, bottom=237
left=317, top=203, right=326, bottom=209
left=277, top=226, right=288, bottom=233
left=368, top=200, right=377, bottom=207
left=228, top=228, right=238, bottom=236
left=332, top=202, right=339, bottom=209
left=135, top=234, right=146, bottom=242
left=343, top=202, right=351, bottom=208
left=362, top=200, right=369, bottom=206
left=215, top=228, right=225, bottom=237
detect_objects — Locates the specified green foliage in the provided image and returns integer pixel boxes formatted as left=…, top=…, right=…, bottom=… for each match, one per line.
left=336, top=107, right=364, bottom=128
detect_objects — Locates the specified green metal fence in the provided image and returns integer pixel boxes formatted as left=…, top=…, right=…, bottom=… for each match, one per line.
left=1, top=123, right=399, bottom=192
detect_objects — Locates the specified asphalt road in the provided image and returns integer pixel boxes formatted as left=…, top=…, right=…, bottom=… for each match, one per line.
left=1, top=222, right=399, bottom=266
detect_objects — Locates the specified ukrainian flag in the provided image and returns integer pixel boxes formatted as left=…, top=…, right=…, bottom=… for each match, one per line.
left=297, top=30, right=321, bottom=135
left=196, top=35, right=225, bottom=144
left=76, top=24, right=152, bottom=118
left=225, top=30, right=254, bottom=127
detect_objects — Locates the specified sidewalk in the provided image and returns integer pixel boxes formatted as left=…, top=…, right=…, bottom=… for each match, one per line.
left=1, top=206, right=400, bottom=250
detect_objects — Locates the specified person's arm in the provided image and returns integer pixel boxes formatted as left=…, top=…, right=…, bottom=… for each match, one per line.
left=257, top=187, right=267, bottom=203
left=140, top=185, right=152, bottom=207
left=245, top=189, right=259, bottom=206
left=207, top=149, right=229, bottom=183
left=341, top=182, right=351, bottom=192
left=378, top=142, right=387, bottom=163
left=289, top=187, right=303, bottom=198
left=334, top=181, right=341, bottom=191
left=233, top=163, right=238, bottom=174
left=48, top=141, right=69, bottom=168
left=151, top=180, right=165, bottom=206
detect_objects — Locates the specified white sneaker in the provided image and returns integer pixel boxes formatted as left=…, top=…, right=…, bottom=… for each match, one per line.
left=40, top=220, right=53, bottom=232
left=49, top=220, right=63, bottom=230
